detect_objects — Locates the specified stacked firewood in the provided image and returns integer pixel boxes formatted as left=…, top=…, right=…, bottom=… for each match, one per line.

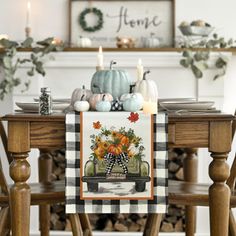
left=50, top=149, right=187, bottom=232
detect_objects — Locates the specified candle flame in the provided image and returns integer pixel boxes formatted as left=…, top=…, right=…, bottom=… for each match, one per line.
left=138, top=58, right=142, bottom=65
left=27, top=1, right=31, bottom=10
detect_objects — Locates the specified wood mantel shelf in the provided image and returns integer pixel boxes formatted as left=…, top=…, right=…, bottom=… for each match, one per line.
left=0, top=47, right=236, bottom=53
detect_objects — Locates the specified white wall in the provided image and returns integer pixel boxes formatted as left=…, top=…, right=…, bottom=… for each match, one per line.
left=0, top=1, right=236, bottom=235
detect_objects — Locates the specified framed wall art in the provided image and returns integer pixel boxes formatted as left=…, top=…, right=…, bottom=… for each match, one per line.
left=69, top=0, right=175, bottom=48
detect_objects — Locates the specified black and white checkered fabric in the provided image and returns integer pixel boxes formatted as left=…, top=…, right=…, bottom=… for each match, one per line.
left=66, top=112, right=168, bottom=213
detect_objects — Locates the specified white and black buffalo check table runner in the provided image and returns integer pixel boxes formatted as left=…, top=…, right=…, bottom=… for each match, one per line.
left=66, top=111, right=168, bottom=213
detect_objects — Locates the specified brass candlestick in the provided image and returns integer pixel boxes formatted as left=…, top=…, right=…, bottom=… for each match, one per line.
left=96, top=66, right=104, bottom=71
left=25, top=27, right=31, bottom=38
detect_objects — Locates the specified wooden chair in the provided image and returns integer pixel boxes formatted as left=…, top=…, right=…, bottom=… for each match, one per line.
left=0, top=120, right=93, bottom=236
left=144, top=111, right=236, bottom=236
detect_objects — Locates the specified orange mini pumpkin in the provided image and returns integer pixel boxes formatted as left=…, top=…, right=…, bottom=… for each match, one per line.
left=108, top=144, right=123, bottom=155
left=120, top=136, right=129, bottom=146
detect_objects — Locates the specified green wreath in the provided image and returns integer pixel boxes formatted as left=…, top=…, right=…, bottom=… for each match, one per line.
left=79, top=7, right=104, bottom=32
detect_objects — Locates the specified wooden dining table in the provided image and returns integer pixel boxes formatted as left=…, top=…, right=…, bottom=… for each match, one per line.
left=2, top=112, right=234, bottom=236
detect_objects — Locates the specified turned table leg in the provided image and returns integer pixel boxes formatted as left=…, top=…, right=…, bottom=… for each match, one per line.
left=10, top=152, right=31, bottom=236
left=38, top=150, right=53, bottom=236
left=8, top=121, right=31, bottom=236
left=184, top=148, right=198, bottom=236
left=209, top=121, right=231, bottom=236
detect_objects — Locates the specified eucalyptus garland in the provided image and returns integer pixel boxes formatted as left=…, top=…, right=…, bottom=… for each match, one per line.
left=0, top=37, right=64, bottom=100
left=79, top=7, right=104, bottom=32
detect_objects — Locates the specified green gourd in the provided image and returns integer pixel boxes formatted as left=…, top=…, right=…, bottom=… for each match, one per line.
left=123, top=94, right=142, bottom=112
left=91, top=60, right=132, bottom=98
left=96, top=94, right=111, bottom=112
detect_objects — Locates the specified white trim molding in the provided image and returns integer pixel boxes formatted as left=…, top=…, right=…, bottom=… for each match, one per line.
left=16, top=51, right=232, bottom=69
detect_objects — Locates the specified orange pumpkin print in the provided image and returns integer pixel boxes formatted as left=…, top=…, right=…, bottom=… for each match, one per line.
left=120, top=136, right=129, bottom=146
left=108, top=144, right=123, bottom=155
left=98, top=142, right=109, bottom=150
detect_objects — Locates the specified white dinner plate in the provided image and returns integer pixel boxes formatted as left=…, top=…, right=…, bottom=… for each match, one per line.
left=159, top=101, right=214, bottom=110
left=158, top=98, right=196, bottom=103
left=16, top=102, right=70, bottom=112
left=34, top=98, right=71, bottom=103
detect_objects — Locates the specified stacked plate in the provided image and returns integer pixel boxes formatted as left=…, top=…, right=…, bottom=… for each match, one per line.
left=158, top=98, right=218, bottom=113
left=15, top=98, right=71, bottom=113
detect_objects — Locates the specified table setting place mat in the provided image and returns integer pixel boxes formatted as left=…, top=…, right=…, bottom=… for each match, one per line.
left=65, top=111, right=168, bottom=214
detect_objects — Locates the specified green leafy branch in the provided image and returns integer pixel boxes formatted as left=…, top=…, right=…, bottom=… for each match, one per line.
left=0, top=37, right=64, bottom=100
left=179, top=34, right=236, bottom=80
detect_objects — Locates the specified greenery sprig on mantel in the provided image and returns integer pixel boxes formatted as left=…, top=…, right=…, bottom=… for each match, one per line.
left=179, top=34, right=236, bottom=80
left=0, top=37, right=64, bottom=100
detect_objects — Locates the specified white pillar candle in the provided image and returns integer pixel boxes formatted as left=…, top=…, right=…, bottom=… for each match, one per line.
left=143, top=100, right=157, bottom=114
left=97, top=46, right=104, bottom=70
left=137, top=58, right=144, bottom=81
left=26, top=1, right=31, bottom=28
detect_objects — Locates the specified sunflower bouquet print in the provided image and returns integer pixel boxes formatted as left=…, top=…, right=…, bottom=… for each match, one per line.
left=90, top=120, right=145, bottom=175
left=81, top=112, right=153, bottom=199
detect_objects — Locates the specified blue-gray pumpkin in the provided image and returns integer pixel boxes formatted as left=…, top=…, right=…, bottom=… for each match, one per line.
left=96, top=94, right=111, bottom=112
left=123, top=94, right=142, bottom=112
left=91, top=61, right=132, bottom=99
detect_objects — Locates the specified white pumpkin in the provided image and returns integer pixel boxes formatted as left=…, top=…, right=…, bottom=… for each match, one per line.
left=134, top=70, right=158, bottom=102
left=70, top=85, right=92, bottom=107
left=77, top=36, right=92, bottom=48
left=74, top=100, right=90, bottom=112
left=143, top=33, right=160, bottom=48
left=128, top=143, right=139, bottom=156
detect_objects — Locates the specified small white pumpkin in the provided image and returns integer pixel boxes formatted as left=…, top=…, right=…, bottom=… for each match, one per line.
left=120, top=93, right=144, bottom=109
left=77, top=36, right=92, bottom=47
left=143, top=33, right=160, bottom=48
left=74, top=95, right=90, bottom=112
left=89, top=93, right=113, bottom=110
left=96, top=94, right=111, bottom=112
left=74, top=100, right=90, bottom=112
left=70, top=85, right=92, bottom=107
left=134, top=70, right=158, bottom=102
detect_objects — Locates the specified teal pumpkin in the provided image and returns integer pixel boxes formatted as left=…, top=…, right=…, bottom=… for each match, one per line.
left=96, top=94, right=111, bottom=112
left=123, top=94, right=142, bottom=112
left=120, top=92, right=144, bottom=110
left=91, top=60, right=132, bottom=98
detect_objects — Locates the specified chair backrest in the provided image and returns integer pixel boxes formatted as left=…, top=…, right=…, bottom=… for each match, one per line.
left=226, top=110, right=236, bottom=190
left=0, top=120, right=11, bottom=195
